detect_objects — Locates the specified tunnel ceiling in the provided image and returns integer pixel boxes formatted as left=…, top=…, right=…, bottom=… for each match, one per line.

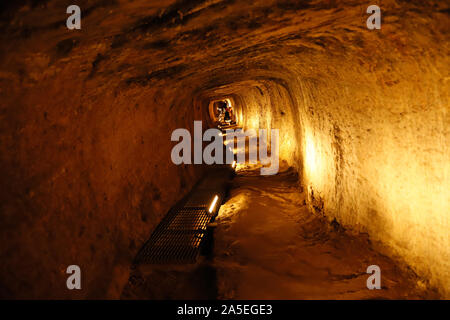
left=1, top=0, right=447, bottom=94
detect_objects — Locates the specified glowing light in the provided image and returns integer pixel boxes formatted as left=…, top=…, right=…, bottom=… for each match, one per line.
left=232, top=160, right=236, bottom=169
left=208, top=195, right=219, bottom=213
left=305, top=134, right=317, bottom=174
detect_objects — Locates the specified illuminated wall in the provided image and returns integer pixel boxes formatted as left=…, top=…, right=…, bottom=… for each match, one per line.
left=294, top=53, right=450, bottom=296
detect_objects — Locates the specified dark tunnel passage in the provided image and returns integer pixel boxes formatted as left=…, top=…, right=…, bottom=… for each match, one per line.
left=0, top=0, right=448, bottom=299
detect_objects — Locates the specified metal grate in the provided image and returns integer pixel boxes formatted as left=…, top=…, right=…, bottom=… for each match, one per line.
left=134, top=167, right=231, bottom=265
left=135, top=207, right=214, bottom=264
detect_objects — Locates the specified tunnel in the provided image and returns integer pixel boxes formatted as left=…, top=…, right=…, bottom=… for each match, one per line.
left=0, top=0, right=448, bottom=300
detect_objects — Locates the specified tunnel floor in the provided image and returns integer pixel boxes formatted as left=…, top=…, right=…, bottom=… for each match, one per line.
left=213, top=163, right=438, bottom=299
left=122, top=162, right=437, bottom=299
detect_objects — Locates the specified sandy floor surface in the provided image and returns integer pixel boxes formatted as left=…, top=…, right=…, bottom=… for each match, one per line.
left=212, top=163, right=438, bottom=299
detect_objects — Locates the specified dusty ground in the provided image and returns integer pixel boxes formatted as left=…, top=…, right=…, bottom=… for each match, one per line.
left=212, top=163, right=439, bottom=299
left=123, top=162, right=439, bottom=300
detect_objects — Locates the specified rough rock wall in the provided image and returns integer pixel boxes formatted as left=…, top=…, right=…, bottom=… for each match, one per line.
left=0, top=1, right=208, bottom=298
left=0, top=59, right=206, bottom=298
left=292, top=51, right=449, bottom=297
left=0, top=0, right=448, bottom=298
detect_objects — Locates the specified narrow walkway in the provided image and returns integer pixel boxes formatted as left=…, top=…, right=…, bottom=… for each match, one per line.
left=212, top=163, right=437, bottom=299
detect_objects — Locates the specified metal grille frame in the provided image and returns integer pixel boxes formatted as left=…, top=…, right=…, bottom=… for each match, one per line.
left=135, top=206, right=216, bottom=264
left=134, top=166, right=231, bottom=265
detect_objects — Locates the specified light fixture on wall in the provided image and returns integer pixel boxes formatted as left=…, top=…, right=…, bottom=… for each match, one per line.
left=208, top=195, right=219, bottom=214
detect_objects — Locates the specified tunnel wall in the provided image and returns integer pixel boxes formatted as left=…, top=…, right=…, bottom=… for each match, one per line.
left=238, top=82, right=302, bottom=167
left=0, top=54, right=207, bottom=298
left=293, top=51, right=449, bottom=296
